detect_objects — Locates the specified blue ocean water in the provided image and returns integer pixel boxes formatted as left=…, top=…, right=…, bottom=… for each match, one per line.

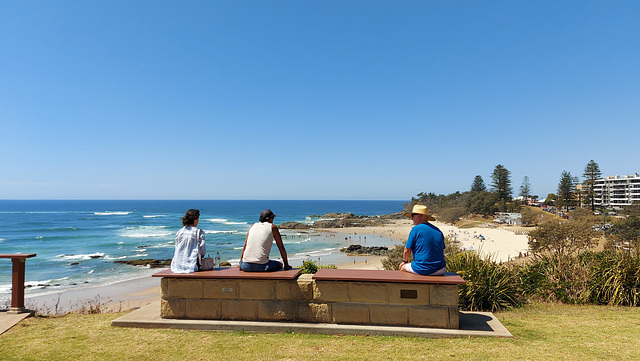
left=0, top=200, right=403, bottom=300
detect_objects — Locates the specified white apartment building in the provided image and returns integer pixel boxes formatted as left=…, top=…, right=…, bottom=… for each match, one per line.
left=593, top=173, right=640, bottom=210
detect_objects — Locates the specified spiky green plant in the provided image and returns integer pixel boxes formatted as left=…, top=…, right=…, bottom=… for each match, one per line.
left=446, top=251, right=523, bottom=311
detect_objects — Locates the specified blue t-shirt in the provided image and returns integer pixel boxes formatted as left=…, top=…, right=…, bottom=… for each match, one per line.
left=405, top=223, right=446, bottom=275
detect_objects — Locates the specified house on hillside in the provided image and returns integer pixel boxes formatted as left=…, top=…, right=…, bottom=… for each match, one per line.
left=494, top=212, right=522, bottom=225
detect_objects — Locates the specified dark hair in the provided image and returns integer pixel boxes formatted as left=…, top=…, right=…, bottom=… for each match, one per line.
left=181, top=209, right=200, bottom=226
left=259, top=209, right=276, bottom=222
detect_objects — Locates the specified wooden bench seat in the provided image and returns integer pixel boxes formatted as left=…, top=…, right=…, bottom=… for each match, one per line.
left=153, top=267, right=302, bottom=280
left=313, top=269, right=465, bottom=285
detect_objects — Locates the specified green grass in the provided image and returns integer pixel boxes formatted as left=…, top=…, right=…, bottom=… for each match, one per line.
left=1, top=303, right=639, bottom=360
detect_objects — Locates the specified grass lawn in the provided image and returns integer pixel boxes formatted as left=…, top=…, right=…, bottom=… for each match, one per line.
left=1, top=303, right=638, bottom=360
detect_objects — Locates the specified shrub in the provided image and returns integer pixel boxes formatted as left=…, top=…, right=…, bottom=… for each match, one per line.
left=446, top=252, right=524, bottom=311
left=381, top=244, right=405, bottom=271
left=300, top=260, right=337, bottom=274
left=588, top=251, right=640, bottom=306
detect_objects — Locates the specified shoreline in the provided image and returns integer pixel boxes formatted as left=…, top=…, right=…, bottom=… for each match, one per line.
left=19, top=218, right=530, bottom=314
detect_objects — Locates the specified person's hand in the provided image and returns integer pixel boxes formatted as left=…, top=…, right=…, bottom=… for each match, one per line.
left=284, top=264, right=293, bottom=271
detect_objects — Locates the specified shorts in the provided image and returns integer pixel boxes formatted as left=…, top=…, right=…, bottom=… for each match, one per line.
left=239, top=260, right=283, bottom=272
left=405, top=263, right=446, bottom=276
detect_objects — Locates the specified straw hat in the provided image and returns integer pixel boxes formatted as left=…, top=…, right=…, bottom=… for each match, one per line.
left=404, top=204, right=436, bottom=221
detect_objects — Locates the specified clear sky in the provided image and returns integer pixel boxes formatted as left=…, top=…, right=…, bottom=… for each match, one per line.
left=1, top=1, right=638, bottom=200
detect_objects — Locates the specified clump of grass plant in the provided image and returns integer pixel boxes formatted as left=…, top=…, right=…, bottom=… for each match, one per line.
left=446, top=251, right=524, bottom=311
left=300, top=260, right=337, bottom=274
left=587, top=250, right=640, bottom=306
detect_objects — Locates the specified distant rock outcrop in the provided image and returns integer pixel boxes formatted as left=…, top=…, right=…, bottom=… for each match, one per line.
left=114, top=259, right=171, bottom=268
left=279, top=212, right=396, bottom=229
left=340, top=244, right=389, bottom=256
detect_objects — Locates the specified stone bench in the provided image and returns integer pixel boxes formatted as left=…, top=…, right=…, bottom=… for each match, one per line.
left=153, top=267, right=465, bottom=329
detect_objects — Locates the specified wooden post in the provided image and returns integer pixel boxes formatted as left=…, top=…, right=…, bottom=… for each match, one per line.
left=1, top=254, right=37, bottom=314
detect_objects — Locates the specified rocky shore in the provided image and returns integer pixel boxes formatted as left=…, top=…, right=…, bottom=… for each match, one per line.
left=278, top=212, right=404, bottom=229
left=340, top=244, right=390, bottom=256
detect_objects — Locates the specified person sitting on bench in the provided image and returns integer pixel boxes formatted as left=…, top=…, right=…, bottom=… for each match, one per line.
left=239, top=209, right=292, bottom=272
left=399, top=205, right=446, bottom=276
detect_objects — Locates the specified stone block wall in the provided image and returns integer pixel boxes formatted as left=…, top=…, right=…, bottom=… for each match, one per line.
left=160, top=274, right=460, bottom=329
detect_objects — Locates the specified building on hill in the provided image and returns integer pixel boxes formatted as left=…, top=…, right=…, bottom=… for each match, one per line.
left=593, top=173, right=640, bottom=210
left=494, top=212, right=522, bottom=225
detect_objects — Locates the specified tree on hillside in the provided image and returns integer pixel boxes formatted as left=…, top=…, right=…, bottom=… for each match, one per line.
left=490, top=164, right=513, bottom=205
left=528, top=219, right=596, bottom=255
left=545, top=193, right=557, bottom=205
left=557, top=171, right=578, bottom=211
left=471, top=175, right=487, bottom=192
left=582, top=160, right=602, bottom=212
left=467, top=191, right=499, bottom=216
left=607, top=214, right=640, bottom=251
left=519, top=176, right=532, bottom=204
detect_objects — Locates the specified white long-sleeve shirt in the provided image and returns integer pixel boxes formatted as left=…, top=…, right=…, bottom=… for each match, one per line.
left=170, top=226, right=206, bottom=273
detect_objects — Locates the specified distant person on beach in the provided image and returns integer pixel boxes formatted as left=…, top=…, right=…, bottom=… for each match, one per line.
left=399, top=205, right=446, bottom=276
left=170, top=209, right=206, bottom=273
left=239, top=209, right=292, bottom=272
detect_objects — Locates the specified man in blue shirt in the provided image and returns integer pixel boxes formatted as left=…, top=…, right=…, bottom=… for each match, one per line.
left=399, top=205, right=446, bottom=276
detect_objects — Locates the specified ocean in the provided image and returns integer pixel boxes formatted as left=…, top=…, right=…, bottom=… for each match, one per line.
left=0, top=200, right=404, bottom=302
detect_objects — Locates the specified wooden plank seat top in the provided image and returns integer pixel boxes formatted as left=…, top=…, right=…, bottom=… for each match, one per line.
left=312, top=269, right=466, bottom=285
left=153, top=267, right=302, bottom=280
left=0, top=254, right=37, bottom=259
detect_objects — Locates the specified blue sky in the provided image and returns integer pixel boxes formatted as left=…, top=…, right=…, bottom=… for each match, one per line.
left=1, top=1, right=638, bottom=200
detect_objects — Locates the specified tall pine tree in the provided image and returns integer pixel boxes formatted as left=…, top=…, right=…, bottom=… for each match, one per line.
left=471, top=175, right=487, bottom=192
left=582, top=160, right=602, bottom=211
left=491, top=164, right=513, bottom=204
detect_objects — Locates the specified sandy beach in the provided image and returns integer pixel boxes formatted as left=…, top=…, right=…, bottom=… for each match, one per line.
left=22, top=218, right=530, bottom=314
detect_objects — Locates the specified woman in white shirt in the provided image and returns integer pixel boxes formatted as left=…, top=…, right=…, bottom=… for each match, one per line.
left=170, top=209, right=206, bottom=273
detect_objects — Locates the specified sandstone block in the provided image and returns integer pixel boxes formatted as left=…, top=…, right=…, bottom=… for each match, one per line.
left=257, top=300, right=295, bottom=321
left=429, top=284, right=459, bottom=306
left=186, top=299, right=222, bottom=319
left=448, top=306, right=459, bottom=329
left=297, top=302, right=331, bottom=323
left=332, top=303, right=370, bottom=324
left=166, top=279, right=204, bottom=299
left=408, top=305, right=449, bottom=328
left=239, top=279, right=276, bottom=300
left=313, top=280, right=350, bottom=302
left=221, top=299, right=258, bottom=320
left=350, top=282, right=388, bottom=303
left=370, top=304, right=408, bottom=326
left=387, top=283, right=430, bottom=305
left=276, top=275, right=313, bottom=301
left=160, top=299, right=185, bottom=319
left=203, top=279, right=238, bottom=299
left=161, top=278, right=169, bottom=298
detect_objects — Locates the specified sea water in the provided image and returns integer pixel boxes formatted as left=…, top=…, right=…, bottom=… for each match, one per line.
left=0, top=200, right=403, bottom=301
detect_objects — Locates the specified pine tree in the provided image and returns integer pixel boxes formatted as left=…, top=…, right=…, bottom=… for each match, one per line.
left=471, top=175, right=487, bottom=192
left=557, top=170, right=577, bottom=211
left=491, top=164, right=513, bottom=204
left=582, top=160, right=602, bottom=212
left=519, top=176, right=531, bottom=204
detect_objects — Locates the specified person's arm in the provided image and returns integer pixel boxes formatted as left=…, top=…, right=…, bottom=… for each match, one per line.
left=272, top=224, right=291, bottom=270
left=239, top=230, right=250, bottom=267
left=199, top=229, right=206, bottom=257
left=399, top=247, right=412, bottom=271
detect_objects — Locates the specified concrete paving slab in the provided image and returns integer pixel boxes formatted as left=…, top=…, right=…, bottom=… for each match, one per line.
left=112, top=301, right=512, bottom=338
left=0, top=310, right=34, bottom=336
